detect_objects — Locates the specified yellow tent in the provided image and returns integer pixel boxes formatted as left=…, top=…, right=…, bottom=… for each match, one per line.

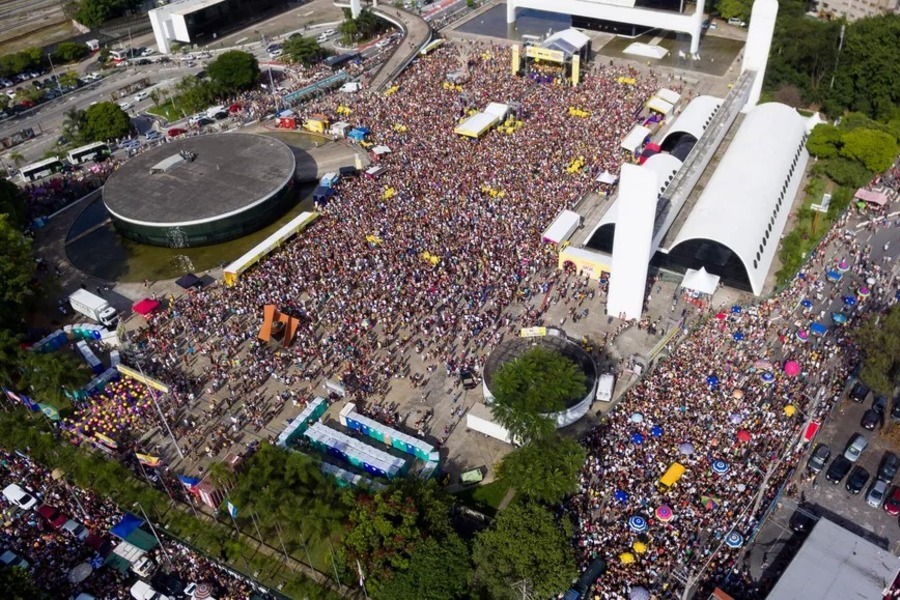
left=783, top=405, right=797, bottom=417
left=619, top=552, right=635, bottom=564
left=632, top=542, right=648, bottom=554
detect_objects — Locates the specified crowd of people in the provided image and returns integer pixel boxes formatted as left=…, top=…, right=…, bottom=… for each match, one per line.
left=565, top=202, right=899, bottom=598
left=0, top=449, right=268, bottom=599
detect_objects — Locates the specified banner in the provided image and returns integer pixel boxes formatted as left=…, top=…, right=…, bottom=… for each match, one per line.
left=178, top=474, right=201, bottom=490
left=94, top=432, right=119, bottom=449
left=226, top=500, right=238, bottom=518
left=115, top=364, right=170, bottom=394
left=135, top=453, right=161, bottom=468
left=520, top=326, right=548, bottom=338
left=38, top=403, right=60, bottom=421
left=525, top=46, right=565, bottom=63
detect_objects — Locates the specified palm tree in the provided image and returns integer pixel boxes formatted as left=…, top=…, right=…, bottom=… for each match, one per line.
left=8, top=151, right=25, bottom=167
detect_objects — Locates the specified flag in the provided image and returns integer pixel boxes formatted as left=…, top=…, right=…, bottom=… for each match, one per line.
left=3, top=388, right=21, bottom=404
left=94, top=432, right=118, bottom=449
left=178, top=474, right=201, bottom=490
left=356, top=559, right=366, bottom=586
left=37, top=403, right=60, bottom=421
left=20, top=395, right=39, bottom=412
left=135, top=453, right=161, bottom=468
left=226, top=500, right=238, bottom=518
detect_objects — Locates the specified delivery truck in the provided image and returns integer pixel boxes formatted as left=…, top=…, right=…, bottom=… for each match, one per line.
left=69, top=289, right=118, bottom=327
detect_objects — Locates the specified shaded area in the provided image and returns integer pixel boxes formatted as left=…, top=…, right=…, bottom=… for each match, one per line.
left=455, top=5, right=571, bottom=40
left=657, top=238, right=752, bottom=292
left=598, top=31, right=744, bottom=77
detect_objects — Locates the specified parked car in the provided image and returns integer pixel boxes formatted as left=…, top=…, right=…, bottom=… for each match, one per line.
left=807, top=443, right=831, bottom=474
left=2, top=483, right=38, bottom=510
left=62, top=519, right=89, bottom=540
left=867, top=479, right=888, bottom=507
left=118, top=101, right=132, bottom=111
left=846, top=466, right=870, bottom=494
left=850, top=381, right=869, bottom=402
left=788, top=503, right=816, bottom=533
left=891, top=397, right=900, bottom=422
left=861, top=409, right=880, bottom=431
left=37, top=504, right=68, bottom=529
left=167, top=127, right=187, bottom=137
left=878, top=452, right=900, bottom=483
left=460, top=368, right=477, bottom=390
left=0, top=550, right=29, bottom=570
left=844, top=433, right=868, bottom=462
left=133, top=91, right=151, bottom=102
left=727, top=17, right=746, bottom=26
left=145, top=130, right=162, bottom=141
left=826, top=455, right=852, bottom=484
left=884, top=487, right=900, bottom=516
left=873, top=395, right=888, bottom=415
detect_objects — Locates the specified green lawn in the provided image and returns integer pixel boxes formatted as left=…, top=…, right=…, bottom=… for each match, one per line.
left=452, top=479, right=513, bottom=516
left=146, top=101, right=185, bottom=123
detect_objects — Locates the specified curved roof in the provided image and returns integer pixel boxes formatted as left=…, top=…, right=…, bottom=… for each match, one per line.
left=661, top=95, right=722, bottom=149
left=668, top=103, right=809, bottom=295
left=642, top=153, right=682, bottom=198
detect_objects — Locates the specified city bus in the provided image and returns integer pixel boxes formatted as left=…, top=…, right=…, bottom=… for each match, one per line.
left=66, top=141, right=111, bottom=165
left=420, top=39, right=445, bottom=56
left=19, top=156, right=64, bottom=182
left=324, top=52, right=360, bottom=71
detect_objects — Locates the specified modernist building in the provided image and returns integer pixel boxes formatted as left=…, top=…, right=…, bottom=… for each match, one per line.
left=103, top=133, right=297, bottom=248
left=149, top=0, right=286, bottom=54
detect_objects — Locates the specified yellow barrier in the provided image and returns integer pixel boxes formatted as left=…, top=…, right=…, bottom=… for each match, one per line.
left=337, top=105, right=352, bottom=116
left=616, top=76, right=636, bottom=85
left=566, top=156, right=586, bottom=174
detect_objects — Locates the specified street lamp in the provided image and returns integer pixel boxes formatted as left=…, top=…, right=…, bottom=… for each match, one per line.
left=133, top=501, right=174, bottom=569
left=50, top=468, right=88, bottom=520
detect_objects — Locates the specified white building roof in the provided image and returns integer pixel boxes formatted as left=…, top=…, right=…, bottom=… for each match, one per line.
left=647, top=96, right=674, bottom=115
left=607, top=164, right=658, bottom=319
left=668, top=102, right=809, bottom=295
left=656, top=88, right=681, bottom=105
left=621, top=125, right=651, bottom=153
left=661, top=95, right=722, bottom=147
left=167, top=0, right=227, bottom=16
left=642, top=153, right=683, bottom=198
left=543, top=210, right=582, bottom=244
left=543, top=28, right=591, bottom=54
left=767, top=518, right=900, bottom=600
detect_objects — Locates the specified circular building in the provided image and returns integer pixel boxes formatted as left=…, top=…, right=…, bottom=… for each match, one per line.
left=482, top=330, right=598, bottom=429
left=103, top=133, right=296, bottom=247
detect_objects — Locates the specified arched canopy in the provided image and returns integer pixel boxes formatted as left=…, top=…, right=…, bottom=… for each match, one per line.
left=661, top=95, right=722, bottom=153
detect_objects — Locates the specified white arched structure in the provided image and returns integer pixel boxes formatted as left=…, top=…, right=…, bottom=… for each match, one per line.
left=507, top=0, right=706, bottom=54
left=660, top=95, right=722, bottom=151
left=666, top=103, right=811, bottom=295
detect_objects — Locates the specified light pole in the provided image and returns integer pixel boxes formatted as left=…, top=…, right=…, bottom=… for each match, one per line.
left=134, top=358, right=184, bottom=460
left=51, top=468, right=88, bottom=520
left=46, top=53, right=63, bottom=95
left=133, top=501, right=174, bottom=569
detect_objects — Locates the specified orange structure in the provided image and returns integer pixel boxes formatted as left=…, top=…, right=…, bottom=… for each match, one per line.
left=258, top=304, right=300, bottom=347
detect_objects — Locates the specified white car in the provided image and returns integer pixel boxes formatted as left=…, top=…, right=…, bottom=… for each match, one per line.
left=2, top=483, right=38, bottom=510
left=268, top=48, right=283, bottom=58
left=134, top=91, right=150, bottom=102
left=118, top=101, right=132, bottom=110
left=62, top=519, right=89, bottom=540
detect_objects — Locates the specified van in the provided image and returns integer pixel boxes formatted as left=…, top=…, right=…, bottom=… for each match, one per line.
left=658, top=463, right=686, bottom=490
left=596, top=374, right=615, bottom=402
left=131, top=580, right=171, bottom=600
left=563, top=558, right=606, bottom=600
left=727, top=17, right=746, bottom=26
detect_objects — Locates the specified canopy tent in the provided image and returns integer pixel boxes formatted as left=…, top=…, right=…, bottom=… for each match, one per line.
left=854, top=188, right=889, bottom=206
left=110, top=513, right=158, bottom=551
left=542, top=210, right=582, bottom=244
left=656, top=88, right=681, bottom=105
left=680, top=267, right=720, bottom=295
left=371, top=145, right=392, bottom=155
left=132, top=298, right=160, bottom=316
left=647, top=96, right=675, bottom=116
left=621, top=125, right=651, bottom=154
left=454, top=112, right=500, bottom=139
left=542, top=28, right=591, bottom=57
left=597, top=170, right=618, bottom=185
left=348, top=127, right=370, bottom=141
left=483, top=102, right=510, bottom=120
left=175, top=273, right=202, bottom=289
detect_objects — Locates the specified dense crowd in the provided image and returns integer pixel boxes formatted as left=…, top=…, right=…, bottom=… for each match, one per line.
left=566, top=204, right=899, bottom=599
left=0, top=450, right=267, bottom=599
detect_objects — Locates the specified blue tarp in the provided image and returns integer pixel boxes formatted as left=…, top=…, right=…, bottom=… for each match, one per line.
left=810, top=322, right=827, bottom=336
left=110, top=512, right=143, bottom=541
left=348, top=127, right=370, bottom=141
left=313, top=186, right=335, bottom=203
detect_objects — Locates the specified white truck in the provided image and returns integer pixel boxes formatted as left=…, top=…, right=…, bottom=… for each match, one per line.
left=69, top=289, right=118, bottom=328
left=596, top=374, right=615, bottom=402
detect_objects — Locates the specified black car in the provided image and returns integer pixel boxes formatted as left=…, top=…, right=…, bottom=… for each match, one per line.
left=878, top=452, right=900, bottom=483
left=789, top=503, right=816, bottom=533
left=460, top=368, right=477, bottom=390
left=826, top=455, right=852, bottom=484
left=850, top=381, right=870, bottom=402
left=873, top=395, right=888, bottom=415
left=891, top=397, right=900, bottom=422
left=846, top=466, right=870, bottom=494
left=807, top=443, right=831, bottom=474
left=861, top=408, right=880, bottom=431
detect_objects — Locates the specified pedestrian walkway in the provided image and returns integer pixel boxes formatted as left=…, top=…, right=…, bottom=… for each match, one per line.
left=366, top=5, right=432, bottom=91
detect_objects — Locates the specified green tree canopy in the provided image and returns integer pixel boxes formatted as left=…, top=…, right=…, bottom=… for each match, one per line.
left=491, top=346, right=587, bottom=443
left=342, top=479, right=453, bottom=592
left=283, top=36, right=326, bottom=67
left=498, top=434, right=586, bottom=504
left=0, top=565, right=40, bottom=599
left=806, top=124, right=842, bottom=158
left=374, top=535, right=472, bottom=600
left=75, top=0, right=140, bottom=28
left=20, top=351, right=86, bottom=409
left=0, top=214, right=35, bottom=320
left=855, top=305, right=900, bottom=395
left=472, top=501, right=576, bottom=599
left=81, top=102, right=131, bottom=143
left=717, top=0, right=752, bottom=21
left=814, top=156, right=873, bottom=188
left=0, top=48, right=42, bottom=79
left=53, top=42, right=88, bottom=64
left=839, top=128, right=899, bottom=173
left=0, top=179, right=27, bottom=227
left=207, top=51, right=260, bottom=92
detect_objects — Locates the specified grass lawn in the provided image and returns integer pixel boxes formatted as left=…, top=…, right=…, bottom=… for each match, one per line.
left=453, top=479, right=513, bottom=516
left=146, top=101, right=185, bottom=123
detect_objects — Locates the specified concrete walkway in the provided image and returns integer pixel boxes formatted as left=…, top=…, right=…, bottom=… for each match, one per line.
left=497, top=487, right=517, bottom=510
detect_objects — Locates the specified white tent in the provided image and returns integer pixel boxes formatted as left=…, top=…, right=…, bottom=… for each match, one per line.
left=597, top=170, right=618, bottom=184
left=542, top=210, right=582, bottom=244
left=656, top=88, right=681, bottom=105
left=484, top=102, right=510, bottom=120
left=647, top=96, right=675, bottom=115
left=680, top=267, right=720, bottom=295
left=621, top=125, right=651, bottom=154
left=371, top=145, right=392, bottom=155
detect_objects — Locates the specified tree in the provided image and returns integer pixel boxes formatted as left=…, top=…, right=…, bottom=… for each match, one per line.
left=81, top=102, right=131, bottom=143
left=472, top=502, right=576, bottom=600
left=207, top=51, right=259, bottom=92
left=855, top=305, right=900, bottom=395
left=0, top=565, right=40, bottom=599
left=58, top=71, right=80, bottom=89
left=717, top=0, right=752, bottom=21
left=498, top=434, right=585, bottom=504
left=815, top=157, right=873, bottom=188
left=0, top=178, right=26, bottom=227
left=806, top=124, right=842, bottom=159
left=61, top=107, right=86, bottom=144
left=53, top=42, right=88, bottom=63
left=0, top=214, right=35, bottom=320
left=840, top=128, right=899, bottom=173
left=374, top=535, right=472, bottom=600
left=491, top=346, right=588, bottom=443
left=0, top=95, right=8, bottom=111
left=284, top=36, right=326, bottom=67
left=75, top=0, right=140, bottom=28
left=20, top=351, right=86, bottom=408
left=342, top=479, right=453, bottom=592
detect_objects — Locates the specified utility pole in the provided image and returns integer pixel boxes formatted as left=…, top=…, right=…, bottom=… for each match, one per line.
left=829, top=24, right=845, bottom=91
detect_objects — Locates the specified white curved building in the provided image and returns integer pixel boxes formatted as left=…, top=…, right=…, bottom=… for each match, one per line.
left=660, top=95, right=722, bottom=160
left=665, top=102, right=811, bottom=295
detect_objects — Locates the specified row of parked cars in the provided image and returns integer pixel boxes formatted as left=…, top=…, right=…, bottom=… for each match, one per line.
left=0, top=71, right=104, bottom=120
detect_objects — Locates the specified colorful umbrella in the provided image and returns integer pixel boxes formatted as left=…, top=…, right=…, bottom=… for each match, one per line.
left=678, top=442, right=695, bottom=455
left=630, top=412, right=644, bottom=423
left=810, top=322, right=827, bottom=336
left=729, top=413, right=744, bottom=424
left=826, top=270, right=842, bottom=282
left=632, top=541, right=648, bottom=554
left=801, top=299, right=813, bottom=309
left=843, top=296, right=856, bottom=306
left=715, top=312, right=726, bottom=320
left=859, top=286, right=871, bottom=297
left=725, top=531, right=744, bottom=548
left=832, top=312, right=848, bottom=325
left=631, top=432, right=645, bottom=445
left=700, top=495, right=720, bottom=510
left=783, top=405, right=797, bottom=417
left=655, top=505, right=674, bottom=522
left=784, top=361, right=801, bottom=377
left=733, top=331, right=744, bottom=341
left=761, top=372, right=775, bottom=384
left=733, top=389, right=744, bottom=400
left=796, top=330, right=809, bottom=342
left=837, top=260, right=850, bottom=272
left=650, top=425, right=664, bottom=438
left=615, top=489, right=629, bottom=503
left=629, top=587, right=650, bottom=600
left=628, top=516, right=648, bottom=532
left=731, top=305, right=742, bottom=313
left=619, top=552, right=636, bottom=564
left=737, top=429, right=752, bottom=442
left=712, top=460, right=729, bottom=474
